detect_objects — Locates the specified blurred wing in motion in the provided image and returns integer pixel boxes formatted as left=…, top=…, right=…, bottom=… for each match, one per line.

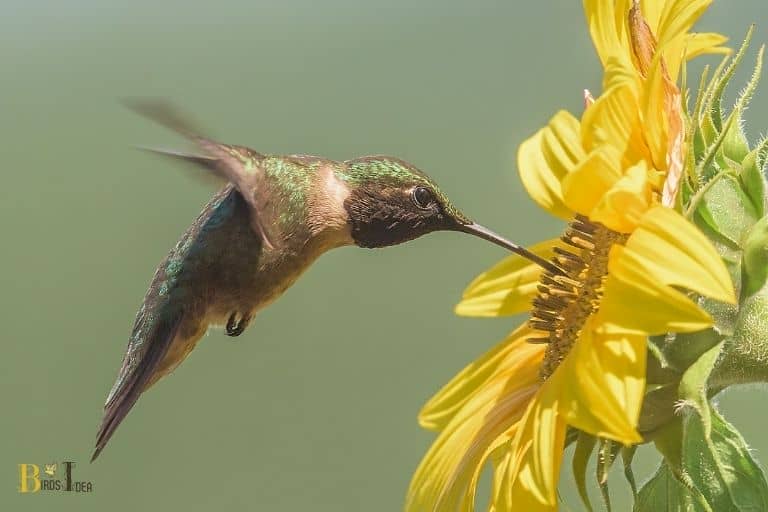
left=125, top=99, right=275, bottom=249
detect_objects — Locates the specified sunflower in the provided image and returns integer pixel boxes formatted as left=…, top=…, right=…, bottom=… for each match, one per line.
left=407, top=1, right=734, bottom=510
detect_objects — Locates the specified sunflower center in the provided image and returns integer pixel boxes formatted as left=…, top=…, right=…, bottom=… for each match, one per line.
left=529, top=216, right=628, bottom=380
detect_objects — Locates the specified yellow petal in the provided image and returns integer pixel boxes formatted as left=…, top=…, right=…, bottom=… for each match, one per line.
left=661, top=31, right=729, bottom=83
left=455, top=240, right=558, bottom=318
left=602, top=55, right=640, bottom=91
left=599, top=244, right=712, bottom=334
left=561, top=149, right=622, bottom=216
left=490, top=444, right=515, bottom=512
left=583, top=0, right=632, bottom=67
left=655, top=0, right=712, bottom=50
left=622, top=205, right=735, bottom=303
left=557, top=319, right=645, bottom=444
left=639, top=0, right=663, bottom=34
left=419, top=324, right=544, bottom=431
left=682, top=32, right=730, bottom=60
left=581, top=80, right=648, bottom=165
left=655, top=0, right=718, bottom=81
left=406, top=367, right=539, bottom=511
left=589, top=162, right=652, bottom=233
left=461, top=430, right=517, bottom=511
left=499, top=385, right=566, bottom=510
left=518, top=111, right=583, bottom=220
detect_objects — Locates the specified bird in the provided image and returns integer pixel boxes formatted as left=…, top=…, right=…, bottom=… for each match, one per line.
left=91, top=101, right=558, bottom=461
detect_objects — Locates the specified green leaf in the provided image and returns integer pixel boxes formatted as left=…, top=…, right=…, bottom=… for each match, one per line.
left=634, top=461, right=699, bottom=512
left=572, top=432, right=596, bottom=512
left=639, top=399, right=768, bottom=512
left=652, top=416, right=685, bottom=469
left=684, top=409, right=768, bottom=511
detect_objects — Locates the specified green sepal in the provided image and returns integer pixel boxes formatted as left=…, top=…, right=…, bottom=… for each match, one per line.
left=678, top=340, right=724, bottom=437
left=663, top=330, right=722, bottom=374
left=697, top=174, right=759, bottom=246
left=740, top=144, right=768, bottom=218
left=696, top=114, right=734, bottom=183
left=621, top=445, right=639, bottom=500
left=719, top=115, right=750, bottom=167
left=709, top=26, right=754, bottom=134
left=742, top=215, right=768, bottom=297
left=637, top=333, right=721, bottom=436
left=572, top=432, right=596, bottom=512
left=698, top=111, right=720, bottom=168
left=596, top=439, right=620, bottom=512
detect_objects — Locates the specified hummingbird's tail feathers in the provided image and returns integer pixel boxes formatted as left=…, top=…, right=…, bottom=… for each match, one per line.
left=92, top=310, right=184, bottom=462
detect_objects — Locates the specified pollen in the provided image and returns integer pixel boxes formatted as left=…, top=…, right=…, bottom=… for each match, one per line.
left=529, top=216, right=628, bottom=380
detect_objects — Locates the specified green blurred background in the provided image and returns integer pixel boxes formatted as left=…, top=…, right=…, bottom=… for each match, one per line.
left=2, top=1, right=767, bottom=510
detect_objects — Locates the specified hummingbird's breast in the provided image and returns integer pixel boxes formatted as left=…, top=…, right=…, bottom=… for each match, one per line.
left=132, top=161, right=355, bottom=389
left=209, top=160, right=354, bottom=322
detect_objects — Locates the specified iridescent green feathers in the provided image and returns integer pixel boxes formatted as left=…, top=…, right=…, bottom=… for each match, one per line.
left=341, top=156, right=469, bottom=224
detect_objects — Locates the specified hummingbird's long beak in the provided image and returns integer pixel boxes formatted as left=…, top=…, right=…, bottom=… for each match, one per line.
left=458, top=223, right=564, bottom=276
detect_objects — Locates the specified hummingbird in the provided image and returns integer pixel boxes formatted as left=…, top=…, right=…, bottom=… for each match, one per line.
left=91, top=102, right=558, bottom=461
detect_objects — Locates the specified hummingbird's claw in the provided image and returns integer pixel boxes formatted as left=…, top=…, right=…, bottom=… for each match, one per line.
left=225, top=312, right=251, bottom=337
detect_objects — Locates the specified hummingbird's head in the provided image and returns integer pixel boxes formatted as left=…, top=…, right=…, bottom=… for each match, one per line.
left=339, top=156, right=560, bottom=273
left=340, top=156, right=470, bottom=248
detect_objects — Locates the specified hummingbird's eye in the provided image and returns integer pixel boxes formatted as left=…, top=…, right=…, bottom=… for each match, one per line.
left=412, top=186, right=436, bottom=209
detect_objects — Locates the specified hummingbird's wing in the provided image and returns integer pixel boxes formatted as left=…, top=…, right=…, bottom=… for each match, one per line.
left=125, top=100, right=277, bottom=249
left=93, top=185, right=262, bottom=461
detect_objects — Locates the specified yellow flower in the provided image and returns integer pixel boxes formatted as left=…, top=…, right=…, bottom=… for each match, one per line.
left=407, top=1, right=734, bottom=511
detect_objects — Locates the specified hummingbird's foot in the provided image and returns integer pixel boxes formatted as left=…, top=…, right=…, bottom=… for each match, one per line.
left=226, top=312, right=251, bottom=337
